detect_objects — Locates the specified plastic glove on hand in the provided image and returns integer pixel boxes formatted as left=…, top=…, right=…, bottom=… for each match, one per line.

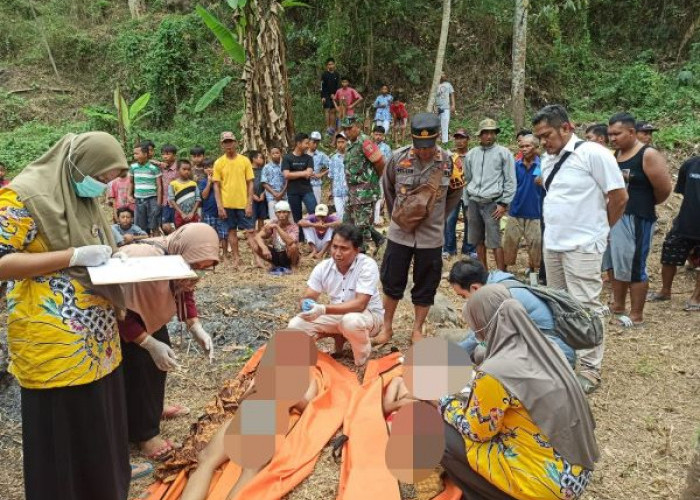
left=189, top=321, right=214, bottom=362
left=69, top=245, right=113, bottom=267
left=139, top=336, right=180, bottom=372
left=299, top=303, right=326, bottom=322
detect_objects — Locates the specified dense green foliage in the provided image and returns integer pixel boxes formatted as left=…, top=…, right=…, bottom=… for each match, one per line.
left=0, top=0, right=697, bottom=172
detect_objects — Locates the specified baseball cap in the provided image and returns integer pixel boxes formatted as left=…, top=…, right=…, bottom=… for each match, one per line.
left=315, top=204, right=329, bottom=216
left=453, top=128, right=470, bottom=138
left=274, top=200, right=291, bottom=213
left=310, top=131, right=323, bottom=141
left=635, top=121, right=658, bottom=132
left=477, top=119, right=501, bottom=135
left=335, top=131, right=347, bottom=140
left=220, top=131, right=236, bottom=142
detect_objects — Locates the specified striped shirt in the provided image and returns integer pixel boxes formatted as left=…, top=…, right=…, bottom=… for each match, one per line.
left=168, top=179, right=201, bottom=214
left=129, top=162, right=161, bottom=199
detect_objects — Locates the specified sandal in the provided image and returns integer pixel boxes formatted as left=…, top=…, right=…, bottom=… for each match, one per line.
left=142, top=439, right=177, bottom=462
left=683, top=302, right=700, bottom=312
left=647, top=292, right=671, bottom=302
left=161, top=404, right=190, bottom=420
left=130, top=461, right=154, bottom=481
left=576, top=373, right=600, bottom=395
left=609, top=314, right=644, bottom=328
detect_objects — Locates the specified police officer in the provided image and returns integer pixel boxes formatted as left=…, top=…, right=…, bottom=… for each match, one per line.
left=341, top=116, right=387, bottom=252
left=374, top=113, right=463, bottom=345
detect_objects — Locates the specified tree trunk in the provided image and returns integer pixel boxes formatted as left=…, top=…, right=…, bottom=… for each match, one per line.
left=28, top=0, right=60, bottom=80
left=240, top=0, right=294, bottom=157
left=511, top=0, right=529, bottom=131
left=426, top=0, right=451, bottom=112
left=128, top=0, right=146, bottom=19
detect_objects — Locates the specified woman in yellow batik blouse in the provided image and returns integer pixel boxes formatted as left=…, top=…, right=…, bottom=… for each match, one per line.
left=439, top=284, right=599, bottom=500
left=0, top=132, right=130, bottom=500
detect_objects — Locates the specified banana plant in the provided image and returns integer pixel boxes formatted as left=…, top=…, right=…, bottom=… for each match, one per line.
left=83, top=86, right=152, bottom=148
left=193, top=0, right=308, bottom=113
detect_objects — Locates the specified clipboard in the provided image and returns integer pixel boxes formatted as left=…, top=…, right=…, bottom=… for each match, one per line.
left=88, top=255, right=197, bottom=285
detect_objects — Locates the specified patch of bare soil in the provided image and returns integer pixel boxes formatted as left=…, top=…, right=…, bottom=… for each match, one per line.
left=0, top=206, right=698, bottom=500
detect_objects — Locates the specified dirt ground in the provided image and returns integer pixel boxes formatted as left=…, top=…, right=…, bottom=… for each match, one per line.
left=0, top=205, right=698, bottom=500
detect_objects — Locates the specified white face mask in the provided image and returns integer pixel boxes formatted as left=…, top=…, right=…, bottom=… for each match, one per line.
left=67, top=137, right=108, bottom=198
left=472, top=301, right=506, bottom=342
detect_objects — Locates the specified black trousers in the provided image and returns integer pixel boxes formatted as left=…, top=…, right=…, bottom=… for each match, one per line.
left=441, top=423, right=517, bottom=500
left=121, top=325, right=170, bottom=442
left=287, top=191, right=317, bottom=242
left=21, top=367, right=130, bottom=500
left=380, top=239, right=442, bottom=305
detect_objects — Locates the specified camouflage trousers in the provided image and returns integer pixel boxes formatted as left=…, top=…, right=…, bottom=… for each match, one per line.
left=343, top=202, right=384, bottom=251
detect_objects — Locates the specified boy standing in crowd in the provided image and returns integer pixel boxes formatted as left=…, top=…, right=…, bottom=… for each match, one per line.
left=261, top=147, right=287, bottom=221
left=190, top=145, right=206, bottom=179
left=435, top=73, right=455, bottom=144
left=309, top=131, right=330, bottom=204
left=129, top=142, right=162, bottom=236
left=328, top=132, right=349, bottom=220
left=159, top=144, right=180, bottom=234
left=249, top=150, right=269, bottom=232
left=282, top=133, right=317, bottom=241
left=333, top=77, right=363, bottom=119
left=213, top=131, right=262, bottom=268
left=321, top=58, right=341, bottom=136
left=373, top=85, right=393, bottom=133
left=199, top=158, right=228, bottom=257
left=168, top=159, right=201, bottom=228
left=107, top=168, right=134, bottom=223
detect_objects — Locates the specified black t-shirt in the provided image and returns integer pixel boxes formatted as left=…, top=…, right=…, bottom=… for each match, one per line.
left=675, top=156, right=700, bottom=239
left=321, top=71, right=340, bottom=98
left=281, top=153, right=314, bottom=195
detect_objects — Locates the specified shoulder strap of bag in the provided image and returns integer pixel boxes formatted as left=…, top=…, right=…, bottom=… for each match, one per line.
left=544, top=140, right=584, bottom=192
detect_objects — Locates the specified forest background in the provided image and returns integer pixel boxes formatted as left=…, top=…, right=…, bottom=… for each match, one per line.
left=0, top=0, right=698, bottom=170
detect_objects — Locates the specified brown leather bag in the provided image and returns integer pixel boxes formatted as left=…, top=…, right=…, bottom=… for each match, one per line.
left=391, top=165, right=444, bottom=233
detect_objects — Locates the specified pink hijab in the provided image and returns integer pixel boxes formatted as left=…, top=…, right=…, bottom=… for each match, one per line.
left=119, top=223, right=219, bottom=334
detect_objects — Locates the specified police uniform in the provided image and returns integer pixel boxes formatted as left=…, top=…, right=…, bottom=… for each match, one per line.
left=380, top=113, right=463, bottom=305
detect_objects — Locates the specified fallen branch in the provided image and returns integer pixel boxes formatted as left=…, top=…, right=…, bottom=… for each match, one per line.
left=7, top=87, right=73, bottom=95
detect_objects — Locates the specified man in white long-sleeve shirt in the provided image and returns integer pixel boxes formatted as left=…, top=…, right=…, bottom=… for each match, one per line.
left=464, top=118, right=516, bottom=271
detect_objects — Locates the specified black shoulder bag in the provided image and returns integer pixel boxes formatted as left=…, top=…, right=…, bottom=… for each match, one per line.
left=544, top=141, right=584, bottom=193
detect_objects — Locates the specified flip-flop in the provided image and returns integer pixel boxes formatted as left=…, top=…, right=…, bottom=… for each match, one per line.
left=161, top=404, right=190, bottom=420
left=609, top=314, right=644, bottom=328
left=683, top=302, right=700, bottom=312
left=647, top=292, right=671, bottom=302
left=143, top=439, right=177, bottom=462
left=130, top=461, right=154, bottom=481
left=576, top=373, right=600, bottom=395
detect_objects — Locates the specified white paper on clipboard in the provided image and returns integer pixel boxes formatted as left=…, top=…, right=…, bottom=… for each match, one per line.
left=88, top=255, right=196, bottom=285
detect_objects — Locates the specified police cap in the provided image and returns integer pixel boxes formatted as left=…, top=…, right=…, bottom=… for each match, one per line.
left=411, top=112, right=440, bottom=148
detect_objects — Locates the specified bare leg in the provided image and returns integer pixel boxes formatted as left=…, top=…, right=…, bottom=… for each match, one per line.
left=246, top=231, right=265, bottom=268
left=476, top=244, right=487, bottom=269
left=628, top=281, right=649, bottom=323
left=493, top=248, right=505, bottom=271
left=411, top=304, right=430, bottom=343
left=181, top=420, right=232, bottom=500
left=690, top=272, right=700, bottom=305
left=287, top=243, right=300, bottom=270
left=658, top=264, right=677, bottom=297
left=611, top=278, right=629, bottom=314
left=373, top=296, right=399, bottom=344
left=228, top=230, right=240, bottom=268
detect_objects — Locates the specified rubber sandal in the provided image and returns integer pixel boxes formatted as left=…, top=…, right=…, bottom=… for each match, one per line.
left=683, top=302, right=700, bottom=312
left=647, top=292, right=671, bottom=302
left=143, top=439, right=177, bottom=462
left=609, top=314, right=644, bottom=328
left=130, top=461, right=154, bottom=481
left=161, top=404, right=190, bottom=420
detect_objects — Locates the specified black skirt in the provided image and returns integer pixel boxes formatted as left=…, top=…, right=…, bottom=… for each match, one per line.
left=21, top=366, right=130, bottom=500
left=121, top=324, right=170, bottom=443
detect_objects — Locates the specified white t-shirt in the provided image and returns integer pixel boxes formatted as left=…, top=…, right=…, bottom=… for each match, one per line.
left=307, top=253, right=384, bottom=315
left=541, top=135, right=625, bottom=253
left=435, top=82, right=454, bottom=110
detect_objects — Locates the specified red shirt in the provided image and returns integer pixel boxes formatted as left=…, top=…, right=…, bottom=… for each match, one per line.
left=390, top=102, right=408, bottom=119
left=108, top=176, right=135, bottom=211
left=160, top=162, right=179, bottom=206
left=333, top=87, right=362, bottom=116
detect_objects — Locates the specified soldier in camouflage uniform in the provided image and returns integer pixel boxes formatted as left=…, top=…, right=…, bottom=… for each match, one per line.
left=340, top=116, right=386, bottom=251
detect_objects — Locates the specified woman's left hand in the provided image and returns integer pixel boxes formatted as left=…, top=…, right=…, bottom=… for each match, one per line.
left=190, top=321, right=214, bottom=362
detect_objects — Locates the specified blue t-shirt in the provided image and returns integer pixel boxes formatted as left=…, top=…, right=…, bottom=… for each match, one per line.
left=509, top=156, right=544, bottom=219
left=198, top=178, right=218, bottom=217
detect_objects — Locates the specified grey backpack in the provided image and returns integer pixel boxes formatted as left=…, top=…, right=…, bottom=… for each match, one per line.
left=501, top=280, right=604, bottom=349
